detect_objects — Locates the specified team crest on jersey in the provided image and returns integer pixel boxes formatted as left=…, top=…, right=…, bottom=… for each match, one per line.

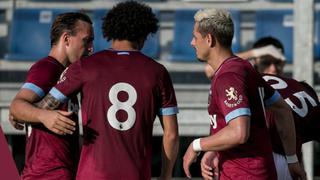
left=224, top=87, right=243, bottom=108
left=58, top=67, right=68, bottom=84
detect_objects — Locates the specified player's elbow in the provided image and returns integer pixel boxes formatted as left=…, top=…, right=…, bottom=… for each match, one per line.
left=163, top=130, right=179, bottom=143
left=235, top=128, right=250, bottom=145
left=229, top=116, right=250, bottom=145
left=237, top=134, right=249, bottom=145
left=9, top=99, right=19, bottom=118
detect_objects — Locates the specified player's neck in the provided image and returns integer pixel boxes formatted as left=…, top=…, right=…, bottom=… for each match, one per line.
left=208, top=47, right=233, bottom=71
left=48, top=46, right=69, bottom=67
left=111, top=40, right=139, bottom=51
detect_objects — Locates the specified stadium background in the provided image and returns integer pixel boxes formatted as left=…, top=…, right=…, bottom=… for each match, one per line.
left=0, top=0, right=319, bottom=179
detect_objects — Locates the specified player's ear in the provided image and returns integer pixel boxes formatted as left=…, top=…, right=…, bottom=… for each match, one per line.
left=207, top=33, right=215, bottom=48
left=61, top=32, right=70, bottom=46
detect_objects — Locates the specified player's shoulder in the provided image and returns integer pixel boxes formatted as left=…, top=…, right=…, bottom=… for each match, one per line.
left=30, top=56, right=62, bottom=70
left=140, top=53, right=165, bottom=68
left=80, top=50, right=167, bottom=73
left=28, top=56, right=63, bottom=75
left=263, top=74, right=302, bottom=87
left=218, top=56, right=252, bottom=77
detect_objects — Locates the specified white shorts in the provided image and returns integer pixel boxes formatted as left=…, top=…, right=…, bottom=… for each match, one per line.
left=273, top=152, right=292, bottom=180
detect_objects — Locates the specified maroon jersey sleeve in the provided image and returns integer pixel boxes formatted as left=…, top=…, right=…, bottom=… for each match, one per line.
left=23, top=59, right=63, bottom=98
left=158, top=67, right=178, bottom=116
left=261, top=75, right=282, bottom=107
left=214, top=72, right=251, bottom=123
left=49, top=60, right=83, bottom=103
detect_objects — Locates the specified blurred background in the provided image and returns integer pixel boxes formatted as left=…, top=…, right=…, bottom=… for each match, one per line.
left=0, top=0, right=319, bottom=179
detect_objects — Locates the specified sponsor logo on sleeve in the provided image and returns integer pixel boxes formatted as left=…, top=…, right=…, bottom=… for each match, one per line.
left=224, top=87, right=243, bottom=108
left=57, top=67, right=68, bottom=84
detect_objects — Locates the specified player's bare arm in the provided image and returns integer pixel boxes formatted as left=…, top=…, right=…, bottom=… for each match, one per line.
left=10, top=89, right=41, bottom=129
left=35, top=93, right=61, bottom=110
left=183, top=116, right=250, bottom=178
left=267, top=97, right=306, bottom=180
left=10, top=90, right=76, bottom=135
left=34, top=93, right=76, bottom=135
left=159, top=114, right=179, bottom=180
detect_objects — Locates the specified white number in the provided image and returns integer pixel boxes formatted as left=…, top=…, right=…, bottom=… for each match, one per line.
left=263, top=75, right=288, bottom=90
left=107, top=82, right=137, bottom=131
left=209, top=114, right=217, bottom=129
left=263, top=75, right=317, bottom=117
left=285, top=91, right=317, bottom=117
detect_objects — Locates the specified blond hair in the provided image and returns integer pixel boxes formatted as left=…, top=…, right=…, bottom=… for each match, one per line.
left=194, top=8, right=234, bottom=48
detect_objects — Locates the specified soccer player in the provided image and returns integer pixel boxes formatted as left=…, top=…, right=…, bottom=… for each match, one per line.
left=204, top=36, right=286, bottom=79
left=9, top=12, right=94, bottom=179
left=234, top=37, right=300, bottom=180
left=248, top=37, right=317, bottom=180
left=263, top=74, right=320, bottom=180
left=182, top=8, right=306, bottom=180
left=247, top=37, right=286, bottom=75
left=10, top=1, right=179, bottom=179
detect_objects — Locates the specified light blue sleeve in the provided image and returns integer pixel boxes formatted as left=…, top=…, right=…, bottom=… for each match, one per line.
left=49, top=87, right=68, bottom=103
left=265, top=91, right=281, bottom=107
left=225, top=108, right=251, bottom=123
left=159, top=107, right=179, bottom=115
left=22, top=83, right=45, bottom=98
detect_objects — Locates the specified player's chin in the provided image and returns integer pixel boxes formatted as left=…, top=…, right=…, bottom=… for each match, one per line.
left=197, top=58, right=206, bottom=63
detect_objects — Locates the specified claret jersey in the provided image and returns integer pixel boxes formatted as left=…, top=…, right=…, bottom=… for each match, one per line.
left=21, top=56, right=79, bottom=180
left=263, top=74, right=320, bottom=159
left=49, top=50, right=178, bottom=180
left=208, top=56, right=278, bottom=180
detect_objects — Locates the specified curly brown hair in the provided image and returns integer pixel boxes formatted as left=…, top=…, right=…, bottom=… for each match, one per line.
left=102, top=1, right=159, bottom=48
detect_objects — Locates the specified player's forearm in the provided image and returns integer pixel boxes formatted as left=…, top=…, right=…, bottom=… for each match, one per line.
left=201, top=117, right=250, bottom=151
left=10, top=98, right=46, bottom=124
left=35, top=93, right=61, bottom=110
left=160, top=131, right=179, bottom=179
left=236, top=49, right=255, bottom=60
left=201, top=128, right=245, bottom=151
left=10, top=93, right=62, bottom=124
left=275, top=110, right=296, bottom=155
left=268, top=100, right=296, bottom=156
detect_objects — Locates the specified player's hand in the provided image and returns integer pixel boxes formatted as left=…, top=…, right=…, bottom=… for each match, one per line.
left=8, top=114, right=24, bottom=130
left=252, top=45, right=286, bottom=61
left=288, top=162, right=307, bottom=180
left=183, top=142, right=198, bottom=179
left=201, top=151, right=219, bottom=180
left=39, top=110, right=76, bottom=135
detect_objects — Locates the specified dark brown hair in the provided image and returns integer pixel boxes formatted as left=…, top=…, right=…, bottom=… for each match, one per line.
left=50, top=12, right=92, bottom=46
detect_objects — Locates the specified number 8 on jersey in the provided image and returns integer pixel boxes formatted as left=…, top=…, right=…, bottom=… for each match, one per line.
left=107, top=82, right=137, bottom=131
